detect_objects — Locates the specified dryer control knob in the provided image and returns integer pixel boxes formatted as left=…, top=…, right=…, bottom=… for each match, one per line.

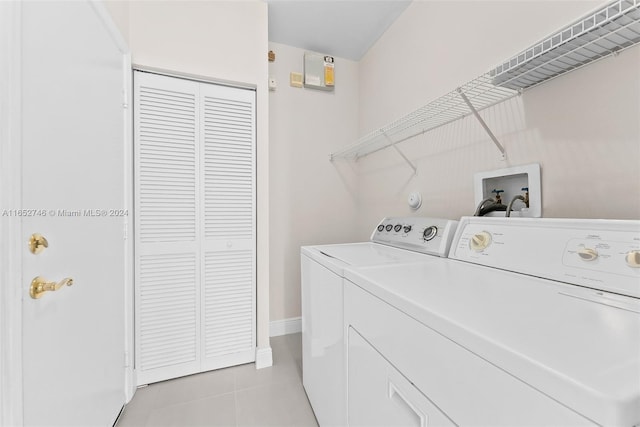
left=423, top=226, right=438, bottom=241
left=377, top=224, right=385, bottom=232
left=394, top=224, right=402, bottom=232
left=469, top=231, right=491, bottom=252
left=577, top=247, right=598, bottom=261
left=626, top=250, right=640, bottom=268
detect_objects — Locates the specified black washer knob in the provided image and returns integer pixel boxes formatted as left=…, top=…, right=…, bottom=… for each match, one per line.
left=423, top=226, right=438, bottom=241
left=385, top=224, right=393, bottom=232
left=394, top=224, right=402, bottom=232
left=403, top=225, right=412, bottom=233
left=377, top=224, right=385, bottom=232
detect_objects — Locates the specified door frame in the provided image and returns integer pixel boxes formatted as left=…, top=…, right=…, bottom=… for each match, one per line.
left=0, top=1, right=135, bottom=424
left=0, top=1, right=24, bottom=424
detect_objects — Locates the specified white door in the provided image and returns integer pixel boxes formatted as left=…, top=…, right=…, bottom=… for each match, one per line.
left=17, top=2, right=129, bottom=425
left=134, top=73, right=202, bottom=384
left=200, top=82, right=256, bottom=372
left=134, top=72, right=256, bottom=385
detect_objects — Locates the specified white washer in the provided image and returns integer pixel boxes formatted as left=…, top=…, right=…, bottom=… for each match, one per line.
left=301, top=217, right=458, bottom=426
left=344, top=217, right=640, bottom=426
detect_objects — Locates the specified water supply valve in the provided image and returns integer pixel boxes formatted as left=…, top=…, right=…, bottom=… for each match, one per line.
left=521, top=187, right=530, bottom=207
left=491, top=189, right=504, bottom=204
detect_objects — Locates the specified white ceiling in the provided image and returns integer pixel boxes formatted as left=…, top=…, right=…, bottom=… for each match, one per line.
left=267, top=0, right=412, bottom=61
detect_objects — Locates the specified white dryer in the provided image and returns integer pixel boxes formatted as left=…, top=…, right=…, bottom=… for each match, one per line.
left=300, top=217, right=458, bottom=426
left=344, top=217, right=640, bottom=426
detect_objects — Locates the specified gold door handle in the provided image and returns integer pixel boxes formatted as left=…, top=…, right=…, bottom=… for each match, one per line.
left=30, top=276, right=74, bottom=299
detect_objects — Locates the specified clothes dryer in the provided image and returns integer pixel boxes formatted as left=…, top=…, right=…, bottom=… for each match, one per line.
left=300, top=217, right=458, bottom=426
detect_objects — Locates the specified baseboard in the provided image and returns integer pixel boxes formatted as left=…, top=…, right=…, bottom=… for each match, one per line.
left=269, top=316, right=302, bottom=337
left=255, top=346, right=273, bottom=369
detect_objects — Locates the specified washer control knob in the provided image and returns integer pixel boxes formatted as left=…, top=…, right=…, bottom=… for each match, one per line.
left=403, top=225, right=412, bottom=233
left=469, top=231, right=491, bottom=252
left=394, top=224, right=402, bottom=232
left=577, top=247, right=598, bottom=261
left=385, top=224, right=393, bottom=232
left=423, top=226, right=437, bottom=241
left=377, top=224, right=385, bottom=232
left=625, top=250, right=640, bottom=268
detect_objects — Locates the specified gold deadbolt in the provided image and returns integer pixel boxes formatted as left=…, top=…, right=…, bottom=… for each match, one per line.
left=28, top=233, right=48, bottom=254
left=30, top=276, right=74, bottom=299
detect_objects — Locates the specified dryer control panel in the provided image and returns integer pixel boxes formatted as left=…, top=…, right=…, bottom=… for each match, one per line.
left=450, top=216, right=640, bottom=298
left=371, top=217, right=458, bottom=257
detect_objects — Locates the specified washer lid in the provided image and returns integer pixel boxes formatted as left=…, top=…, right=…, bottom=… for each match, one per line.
left=302, top=242, right=431, bottom=276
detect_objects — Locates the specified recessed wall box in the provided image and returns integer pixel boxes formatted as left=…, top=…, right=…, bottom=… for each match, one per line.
left=474, top=163, right=541, bottom=218
left=304, top=52, right=334, bottom=91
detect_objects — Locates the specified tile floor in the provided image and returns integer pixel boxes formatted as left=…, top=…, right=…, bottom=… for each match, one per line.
left=116, top=333, right=318, bottom=427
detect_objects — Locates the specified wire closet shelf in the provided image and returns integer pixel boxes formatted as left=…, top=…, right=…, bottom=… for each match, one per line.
left=330, top=0, right=640, bottom=162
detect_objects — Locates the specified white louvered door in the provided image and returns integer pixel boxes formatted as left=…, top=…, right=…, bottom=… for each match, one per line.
left=135, top=73, right=201, bottom=385
left=134, top=72, right=255, bottom=385
left=201, top=84, right=256, bottom=370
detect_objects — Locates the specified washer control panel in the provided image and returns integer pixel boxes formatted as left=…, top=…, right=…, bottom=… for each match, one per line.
left=451, top=217, right=640, bottom=298
left=371, top=217, right=459, bottom=257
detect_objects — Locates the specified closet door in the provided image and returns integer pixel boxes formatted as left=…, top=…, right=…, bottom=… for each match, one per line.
left=134, top=72, right=256, bottom=385
left=200, top=84, right=256, bottom=370
left=134, top=72, right=201, bottom=385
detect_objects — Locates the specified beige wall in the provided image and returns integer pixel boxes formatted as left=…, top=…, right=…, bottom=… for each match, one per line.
left=355, top=1, right=640, bottom=237
left=104, top=0, right=271, bottom=349
left=268, top=42, right=359, bottom=322
left=105, top=1, right=640, bottom=326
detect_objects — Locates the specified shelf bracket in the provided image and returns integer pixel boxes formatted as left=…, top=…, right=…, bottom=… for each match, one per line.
left=456, top=88, right=506, bottom=160
left=382, top=131, right=417, bottom=175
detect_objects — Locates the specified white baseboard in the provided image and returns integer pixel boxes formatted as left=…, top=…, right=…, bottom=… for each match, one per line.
left=255, top=346, right=273, bottom=369
left=269, top=316, right=302, bottom=337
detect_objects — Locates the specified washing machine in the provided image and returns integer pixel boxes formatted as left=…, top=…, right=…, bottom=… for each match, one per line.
left=343, top=217, right=640, bottom=426
left=300, top=216, right=458, bottom=426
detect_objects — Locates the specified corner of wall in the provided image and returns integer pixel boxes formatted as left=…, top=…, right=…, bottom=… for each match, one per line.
left=100, top=0, right=130, bottom=44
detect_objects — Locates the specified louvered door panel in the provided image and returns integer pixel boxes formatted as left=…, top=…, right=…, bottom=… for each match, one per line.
left=203, top=91, right=254, bottom=240
left=138, top=83, right=197, bottom=243
left=134, top=72, right=201, bottom=384
left=201, top=84, right=256, bottom=369
left=203, top=250, right=254, bottom=367
left=134, top=73, right=256, bottom=384
left=139, top=253, right=197, bottom=370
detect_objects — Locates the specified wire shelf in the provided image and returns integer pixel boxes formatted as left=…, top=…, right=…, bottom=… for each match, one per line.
left=491, top=0, right=640, bottom=90
left=330, top=74, right=519, bottom=160
left=331, top=0, right=640, bottom=162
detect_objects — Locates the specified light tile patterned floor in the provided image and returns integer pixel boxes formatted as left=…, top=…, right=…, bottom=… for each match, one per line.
left=116, top=333, right=318, bottom=427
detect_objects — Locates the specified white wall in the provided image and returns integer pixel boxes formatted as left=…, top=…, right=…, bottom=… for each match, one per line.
left=104, top=0, right=640, bottom=326
left=104, top=0, right=272, bottom=351
left=103, top=0, right=128, bottom=41
left=268, top=42, right=359, bottom=321
left=355, top=0, right=640, bottom=237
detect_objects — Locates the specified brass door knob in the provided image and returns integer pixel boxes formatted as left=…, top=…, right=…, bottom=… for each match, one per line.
left=30, top=276, right=74, bottom=299
left=28, top=233, right=48, bottom=254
